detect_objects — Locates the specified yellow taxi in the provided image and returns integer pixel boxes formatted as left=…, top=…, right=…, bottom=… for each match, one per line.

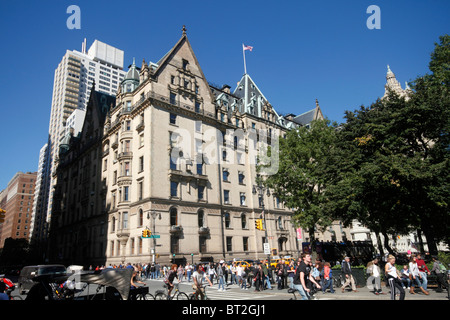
left=232, top=260, right=251, bottom=268
left=269, top=258, right=294, bottom=268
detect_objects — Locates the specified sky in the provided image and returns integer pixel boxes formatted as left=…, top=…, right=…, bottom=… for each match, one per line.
left=0, top=0, right=448, bottom=190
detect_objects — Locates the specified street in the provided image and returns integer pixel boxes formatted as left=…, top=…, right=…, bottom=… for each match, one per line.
left=10, top=276, right=449, bottom=301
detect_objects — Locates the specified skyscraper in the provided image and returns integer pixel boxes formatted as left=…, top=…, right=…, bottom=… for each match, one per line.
left=32, top=39, right=126, bottom=249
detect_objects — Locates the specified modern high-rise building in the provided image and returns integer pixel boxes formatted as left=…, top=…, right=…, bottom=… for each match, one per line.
left=31, top=39, right=127, bottom=250
left=0, top=172, right=37, bottom=248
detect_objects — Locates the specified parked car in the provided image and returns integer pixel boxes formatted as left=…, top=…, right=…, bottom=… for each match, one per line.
left=18, top=265, right=66, bottom=294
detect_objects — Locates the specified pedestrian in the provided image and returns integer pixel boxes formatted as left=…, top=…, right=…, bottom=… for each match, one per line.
left=366, top=258, right=384, bottom=295
left=236, top=263, right=243, bottom=287
left=150, top=263, right=155, bottom=279
left=286, top=260, right=296, bottom=289
left=416, top=253, right=430, bottom=291
left=240, top=265, right=248, bottom=290
left=431, top=255, right=449, bottom=293
left=208, top=262, right=216, bottom=284
left=253, top=264, right=263, bottom=292
left=321, top=262, right=335, bottom=294
left=177, top=264, right=184, bottom=282
left=261, top=262, right=272, bottom=290
left=293, top=253, right=321, bottom=300
left=276, top=262, right=285, bottom=290
left=185, top=263, right=193, bottom=282
left=223, top=262, right=229, bottom=284
left=341, top=256, right=358, bottom=292
left=231, top=262, right=237, bottom=285
left=217, top=261, right=226, bottom=291
left=311, top=261, right=321, bottom=283
left=409, top=256, right=429, bottom=295
left=385, top=255, right=405, bottom=300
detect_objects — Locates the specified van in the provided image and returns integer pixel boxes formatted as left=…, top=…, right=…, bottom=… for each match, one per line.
left=18, top=264, right=66, bottom=294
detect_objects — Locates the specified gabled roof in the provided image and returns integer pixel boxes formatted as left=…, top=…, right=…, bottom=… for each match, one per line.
left=152, top=26, right=216, bottom=105
left=292, top=100, right=324, bottom=126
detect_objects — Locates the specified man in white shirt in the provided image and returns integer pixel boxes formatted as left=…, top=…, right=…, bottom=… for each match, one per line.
left=192, top=265, right=213, bottom=300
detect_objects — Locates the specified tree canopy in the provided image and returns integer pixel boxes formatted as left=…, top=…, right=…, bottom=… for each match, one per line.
left=263, top=35, right=449, bottom=255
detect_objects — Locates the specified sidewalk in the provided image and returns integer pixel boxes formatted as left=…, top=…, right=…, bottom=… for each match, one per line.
left=272, top=285, right=450, bottom=300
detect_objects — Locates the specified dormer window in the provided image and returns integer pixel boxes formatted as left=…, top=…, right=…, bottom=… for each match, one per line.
left=182, top=59, right=189, bottom=70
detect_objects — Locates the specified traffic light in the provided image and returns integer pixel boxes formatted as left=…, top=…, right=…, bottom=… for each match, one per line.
left=0, top=208, right=5, bottom=224
left=255, top=219, right=264, bottom=230
left=142, top=229, right=151, bottom=238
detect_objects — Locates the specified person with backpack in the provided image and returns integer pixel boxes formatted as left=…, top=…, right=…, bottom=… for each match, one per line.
left=240, top=265, right=249, bottom=290
left=321, top=262, right=335, bottom=294
left=431, top=256, right=449, bottom=293
left=261, top=262, right=272, bottom=290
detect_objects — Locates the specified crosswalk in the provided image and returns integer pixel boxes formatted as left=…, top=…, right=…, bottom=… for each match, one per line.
left=202, top=286, right=274, bottom=300
left=145, top=278, right=275, bottom=300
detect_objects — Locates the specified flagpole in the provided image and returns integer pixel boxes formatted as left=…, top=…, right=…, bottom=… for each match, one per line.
left=242, top=43, right=247, bottom=75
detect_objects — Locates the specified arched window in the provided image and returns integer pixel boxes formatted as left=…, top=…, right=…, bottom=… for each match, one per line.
left=170, top=207, right=178, bottom=226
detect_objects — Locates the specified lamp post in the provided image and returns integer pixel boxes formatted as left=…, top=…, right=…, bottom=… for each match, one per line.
left=147, top=209, right=161, bottom=263
left=253, top=183, right=271, bottom=264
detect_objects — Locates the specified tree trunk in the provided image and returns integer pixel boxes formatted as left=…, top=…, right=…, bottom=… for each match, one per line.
left=422, top=226, right=438, bottom=255
left=382, top=231, right=394, bottom=255
left=376, top=232, right=385, bottom=257
left=417, top=229, right=425, bottom=253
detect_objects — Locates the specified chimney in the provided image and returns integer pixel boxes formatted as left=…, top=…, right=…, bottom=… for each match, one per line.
left=222, top=84, right=231, bottom=93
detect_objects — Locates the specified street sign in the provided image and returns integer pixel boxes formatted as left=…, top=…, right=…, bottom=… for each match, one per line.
left=141, top=234, right=160, bottom=239
left=263, top=243, right=270, bottom=255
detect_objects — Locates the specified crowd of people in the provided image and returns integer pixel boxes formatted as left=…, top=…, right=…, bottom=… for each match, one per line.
left=85, top=251, right=448, bottom=301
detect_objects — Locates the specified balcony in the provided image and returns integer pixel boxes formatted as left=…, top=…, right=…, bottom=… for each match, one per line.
left=116, top=229, right=130, bottom=242
left=198, top=226, right=210, bottom=235
left=117, top=175, right=132, bottom=186
left=136, top=121, right=145, bottom=132
left=169, top=225, right=183, bottom=234
left=118, top=152, right=133, bottom=161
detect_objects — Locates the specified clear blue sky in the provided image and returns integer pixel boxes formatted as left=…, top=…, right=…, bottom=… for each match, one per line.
left=0, top=0, right=448, bottom=190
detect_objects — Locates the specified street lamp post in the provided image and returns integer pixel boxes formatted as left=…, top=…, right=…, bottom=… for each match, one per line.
left=147, top=209, right=161, bottom=264
left=253, top=183, right=271, bottom=264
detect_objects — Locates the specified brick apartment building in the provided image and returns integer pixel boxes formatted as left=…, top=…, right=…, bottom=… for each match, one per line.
left=0, top=171, right=37, bottom=248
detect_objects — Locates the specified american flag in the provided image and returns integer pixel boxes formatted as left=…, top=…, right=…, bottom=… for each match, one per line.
left=243, top=44, right=253, bottom=51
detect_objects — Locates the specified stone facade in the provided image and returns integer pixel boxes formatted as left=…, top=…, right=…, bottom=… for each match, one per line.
left=102, top=30, right=319, bottom=266
left=49, top=28, right=351, bottom=267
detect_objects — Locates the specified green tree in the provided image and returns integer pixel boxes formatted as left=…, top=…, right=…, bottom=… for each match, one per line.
left=327, top=35, right=449, bottom=254
left=263, top=119, right=338, bottom=246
